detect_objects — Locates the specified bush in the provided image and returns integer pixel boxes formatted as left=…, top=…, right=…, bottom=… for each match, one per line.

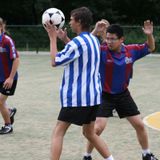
left=7, top=25, right=160, bottom=53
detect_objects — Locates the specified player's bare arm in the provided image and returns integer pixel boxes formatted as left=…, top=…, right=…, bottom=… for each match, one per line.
left=45, top=21, right=58, bottom=66
left=3, top=57, right=19, bottom=89
left=142, top=20, right=155, bottom=52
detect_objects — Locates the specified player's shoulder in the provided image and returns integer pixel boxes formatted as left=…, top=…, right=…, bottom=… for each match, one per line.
left=3, top=34, right=14, bottom=43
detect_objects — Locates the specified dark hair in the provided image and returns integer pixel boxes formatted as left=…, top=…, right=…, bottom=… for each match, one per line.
left=71, top=7, right=93, bottom=31
left=0, top=17, right=7, bottom=33
left=107, top=24, right=124, bottom=38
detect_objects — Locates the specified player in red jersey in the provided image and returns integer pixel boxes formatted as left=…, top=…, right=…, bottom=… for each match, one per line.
left=0, top=17, right=19, bottom=134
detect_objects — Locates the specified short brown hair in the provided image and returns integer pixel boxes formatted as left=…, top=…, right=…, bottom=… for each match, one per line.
left=71, top=7, right=93, bottom=31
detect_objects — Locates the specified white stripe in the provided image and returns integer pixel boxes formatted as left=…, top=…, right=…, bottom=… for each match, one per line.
left=76, top=36, right=87, bottom=106
left=84, top=34, right=95, bottom=105
left=71, top=49, right=79, bottom=106
left=55, top=41, right=80, bottom=66
left=90, top=34, right=101, bottom=104
left=62, top=66, right=70, bottom=107
left=0, top=47, right=7, bottom=53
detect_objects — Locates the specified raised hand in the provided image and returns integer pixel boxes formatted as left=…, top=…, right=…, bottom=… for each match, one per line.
left=142, top=20, right=153, bottom=35
left=44, top=21, right=57, bottom=40
left=57, top=28, right=70, bottom=44
left=57, top=28, right=67, bottom=41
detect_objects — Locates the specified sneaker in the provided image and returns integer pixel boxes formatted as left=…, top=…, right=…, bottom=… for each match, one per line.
left=0, top=125, right=13, bottom=134
left=112, top=109, right=118, bottom=117
left=9, top=108, right=17, bottom=124
left=143, top=153, right=158, bottom=160
left=83, top=156, right=92, bottom=160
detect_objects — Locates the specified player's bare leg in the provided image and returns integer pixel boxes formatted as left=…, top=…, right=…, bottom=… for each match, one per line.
left=50, top=121, right=71, bottom=160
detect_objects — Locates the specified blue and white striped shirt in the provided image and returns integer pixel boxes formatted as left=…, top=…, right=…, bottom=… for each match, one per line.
left=55, top=32, right=102, bottom=107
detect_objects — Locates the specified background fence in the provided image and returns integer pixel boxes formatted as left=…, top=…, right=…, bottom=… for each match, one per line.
left=7, top=25, right=160, bottom=53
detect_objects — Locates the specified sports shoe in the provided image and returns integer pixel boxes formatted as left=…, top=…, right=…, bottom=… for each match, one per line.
left=9, top=108, right=17, bottom=124
left=142, top=153, right=158, bottom=160
left=0, top=124, right=13, bottom=134
left=83, top=156, right=92, bottom=160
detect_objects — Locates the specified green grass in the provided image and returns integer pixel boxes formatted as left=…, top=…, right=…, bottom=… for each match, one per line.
left=0, top=54, right=160, bottom=160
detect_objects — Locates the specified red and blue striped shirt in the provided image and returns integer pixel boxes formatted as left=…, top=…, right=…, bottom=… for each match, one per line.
left=100, top=43, right=150, bottom=94
left=0, top=33, right=19, bottom=82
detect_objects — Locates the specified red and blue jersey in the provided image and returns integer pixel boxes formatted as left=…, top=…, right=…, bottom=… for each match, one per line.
left=0, top=33, right=19, bottom=82
left=100, top=43, right=150, bottom=94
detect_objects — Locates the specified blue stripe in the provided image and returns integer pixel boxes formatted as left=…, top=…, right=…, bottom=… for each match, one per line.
left=0, top=56, right=5, bottom=81
left=67, top=63, right=74, bottom=106
left=60, top=71, right=65, bottom=106
left=56, top=45, right=76, bottom=66
left=111, top=59, right=126, bottom=93
left=75, top=39, right=83, bottom=106
left=81, top=34, right=91, bottom=106
left=90, top=35, right=99, bottom=104
left=57, top=45, right=71, bottom=57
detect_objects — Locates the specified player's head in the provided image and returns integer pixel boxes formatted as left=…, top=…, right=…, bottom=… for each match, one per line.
left=0, top=17, right=6, bottom=34
left=106, top=24, right=124, bottom=51
left=70, top=7, right=93, bottom=33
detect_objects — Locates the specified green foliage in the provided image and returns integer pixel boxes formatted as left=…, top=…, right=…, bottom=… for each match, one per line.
left=1, top=0, right=160, bottom=25
left=7, top=25, right=160, bottom=53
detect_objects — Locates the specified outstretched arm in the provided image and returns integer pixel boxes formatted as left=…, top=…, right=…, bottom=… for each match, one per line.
left=142, top=20, right=155, bottom=52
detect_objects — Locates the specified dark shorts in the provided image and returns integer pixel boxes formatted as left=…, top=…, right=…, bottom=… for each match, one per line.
left=96, top=89, right=140, bottom=118
left=0, top=80, right=17, bottom=96
left=58, top=105, right=99, bottom=126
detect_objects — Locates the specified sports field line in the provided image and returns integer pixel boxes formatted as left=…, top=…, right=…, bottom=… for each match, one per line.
left=143, top=112, right=160, bottom=131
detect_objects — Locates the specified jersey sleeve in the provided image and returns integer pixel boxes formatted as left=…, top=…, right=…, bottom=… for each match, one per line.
left=6, top=36, right=19, bottom=59
left=127, top=43, right=150, bottom=61
left=55, top=38, right=83, bottom=66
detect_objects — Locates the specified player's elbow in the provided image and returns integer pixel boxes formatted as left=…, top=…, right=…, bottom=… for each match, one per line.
left=51, top=61, right=56, bottom=67
left=149, top=46, right=156, bottom=53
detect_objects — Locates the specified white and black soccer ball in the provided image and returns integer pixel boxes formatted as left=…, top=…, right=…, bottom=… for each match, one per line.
left=42, top=8, right=65, bottom=29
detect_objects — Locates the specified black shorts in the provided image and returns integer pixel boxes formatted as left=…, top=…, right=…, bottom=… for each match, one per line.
left=58, top=105, right=99, bottom=126
left=0, top=80, right=17, bottom=96
left=96, top=89, right=140, bottom=118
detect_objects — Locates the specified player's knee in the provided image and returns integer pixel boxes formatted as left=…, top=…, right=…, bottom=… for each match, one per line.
left=0, top=100, right=4, bottom=108
left=94, top=125, right=104, bottom=135
left=134, top=121, right=145, bottom=131
left=82, top=130, right=93, bottom=140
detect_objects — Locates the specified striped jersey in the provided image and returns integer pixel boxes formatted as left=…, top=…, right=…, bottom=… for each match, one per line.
left=55, top=32, right=102, bottom=107
left=100, top=43, right=150, bottom=94
left=0, top=33, right=19, bottom=82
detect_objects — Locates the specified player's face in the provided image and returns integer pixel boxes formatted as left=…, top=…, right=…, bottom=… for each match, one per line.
left=69, top=16, right=80, bottom=33
left=106, top=33, right=124, bottom=52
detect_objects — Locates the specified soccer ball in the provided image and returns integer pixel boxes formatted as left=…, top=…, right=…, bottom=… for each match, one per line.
left=42, top=8, right=65, bottom=29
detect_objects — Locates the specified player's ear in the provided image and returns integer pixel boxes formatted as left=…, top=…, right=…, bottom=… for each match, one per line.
left=120, top=36, right=125, bottom=43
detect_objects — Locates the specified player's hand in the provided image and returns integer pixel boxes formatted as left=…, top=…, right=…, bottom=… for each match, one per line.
left=3, top=77, right=13, bottom=89
left=142, top=20, right=153, bottom=35
left=44, top=21, right=57, bottom=40
left=95, top=20, right=109, bottom=33
left=57, top=28, right=68, bottom=41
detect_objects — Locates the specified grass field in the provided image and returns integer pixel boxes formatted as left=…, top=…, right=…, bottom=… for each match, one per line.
left=0, top=53, right=160, bottom=160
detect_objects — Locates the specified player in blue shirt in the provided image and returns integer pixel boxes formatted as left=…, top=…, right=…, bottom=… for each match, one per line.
left=0, top=17, right=19, bottom=134
left=83, top=20, right=158, bottom=160
left=44, top=7, right=113, bottom=160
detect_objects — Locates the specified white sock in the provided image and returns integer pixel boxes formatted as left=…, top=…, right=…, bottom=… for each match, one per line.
left=84, top=152, right=92, bottom=157
left=104, top=155, right=114, bottom=160
left=142, top=149, right=151, bottom=156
